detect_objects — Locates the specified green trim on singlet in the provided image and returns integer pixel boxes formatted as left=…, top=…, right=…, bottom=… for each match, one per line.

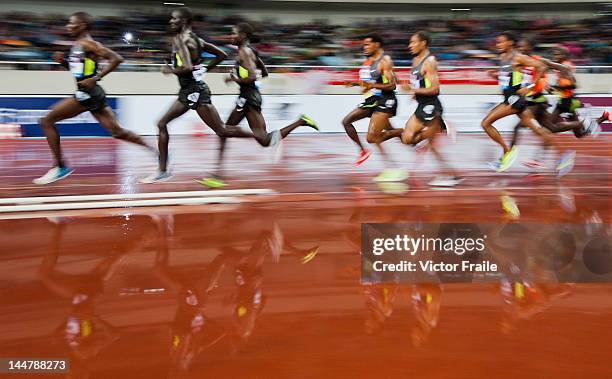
left=382, top=75, right=389, bottom=84
left=511, top=71, right=523, bottom=87
left=175, top=53, right=183, bottom=67
left=83, top=58, right=96, bottom=76
left=531, top=95, right=547, bottom=103
left=362, top=102, right=378, bottom=108
left=570, top=99, right=581, bottom=112
left=238, top=65, right=249, bottom=79
left=424, top=78, right=431, bottom=88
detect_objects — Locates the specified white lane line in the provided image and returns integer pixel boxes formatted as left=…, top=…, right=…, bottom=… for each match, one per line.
left=0, top=189, right=277, bottom=205
left=0, top=197, right=240, bottom=213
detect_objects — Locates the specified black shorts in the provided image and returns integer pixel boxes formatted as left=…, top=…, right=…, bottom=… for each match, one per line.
left=503, top=91, right=527, bottom=112
left=178, top=82, right=212, bottom=110
left=525, top=95, right=550, bottom=118
left=236, top=87, right=262, bottom=112
left=557, top=97, right=581, bottom=116
left=414, top=97, right=443, bottom=124
left=74, top=85, right=107, bottom=112
left=358, top=94, right=397, bottom=117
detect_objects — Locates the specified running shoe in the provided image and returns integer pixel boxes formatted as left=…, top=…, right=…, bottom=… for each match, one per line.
left=195, top=176, right=227, bottom=188
left=496, top=146, right=519, bottom=172
left=500, top=192, right=520, bottom=219
left=556, top=150, right=576, bottom=178
left=139, top=170, right=172, bottom=184
left=354, top=149, right=371, bottom=166
left=373, top=169, right=408, bottom=182
left=428, top=175, right=463, bottom=187
left=300, top=114, right=319, bottom=131
left=33, top=166, right=74, bottom=185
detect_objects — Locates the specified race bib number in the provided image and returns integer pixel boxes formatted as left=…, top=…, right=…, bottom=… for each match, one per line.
left=236, top=97, right=247, bottom=108
left=74, top=91, right=91, bottom=101
left=192, top=65, right=206, bottom=82
left=410, top=74, right=420, bottom=89
left=69, top=60, right=83, bottom=78
left=359, top=67, right=372, bottom=81
left=187, top=92, right=200, bottom=103
left=499, top=74, right=510, bottom=88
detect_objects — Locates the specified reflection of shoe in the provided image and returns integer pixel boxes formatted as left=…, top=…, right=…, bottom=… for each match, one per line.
left=556, top=150, right=575, bottom=178
left=354, top=150, right=371, bottom=166
left=500, top=192, right=520, bottom=219
left=139, top=170, right=172, bottom=184
left=373, top=169, right=408, bottom=182
left=428, top=175, right=463, bottom=187
left=301, top=246, right=319, bottom=264
left=300, top=114, right=319, bottom=131
left=496, top=146, right=519, bottom=172
left=376, top=182, right=409, bottom=194
left=195, top=176, right=227, bottom=188
left=268, top=223, right=284, bottom=262
left=33, top=166, right=74, bottom=185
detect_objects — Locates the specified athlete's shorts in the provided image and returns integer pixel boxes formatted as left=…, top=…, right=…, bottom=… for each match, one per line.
left=236, top=87, right=262, bottom=112
left=74, top=85, right=107, bottom=112
left=525, top=94, right=550, bottom=118
left=415, top=97, right=443, bottom=124
left=503, top=90, right=527, bottom=112
left=557, top=97, right=581, bottom=116
left=358, top=94, right=397, bottom=117
left=178, top=82, right=212, bottom=110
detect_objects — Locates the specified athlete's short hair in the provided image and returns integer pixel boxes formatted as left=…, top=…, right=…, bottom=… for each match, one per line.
left=236, top=22, right=261, bottom=43
left=553, top=46, right=569, bottom=58
left=175, top=6, right=193, bottom=24
left=363, top=32, right=384, bottom=46
left=499, top=31, right=517, bottom=44
left=414, top=31, right=431, bottom=46
left=72, top=12, right=93, bottom=31
left=522, top=37, right=536, bottom=49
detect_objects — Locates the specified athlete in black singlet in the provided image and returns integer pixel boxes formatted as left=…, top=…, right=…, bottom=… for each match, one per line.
left=142, top=7, right=254, bottom=183
left=199, top=22, right=318, bottom=187
left=342, top=33, right=406, bottom=182
left=482, top=31, right=574, bottom=176
left=34, top=12, right=154, bottom=185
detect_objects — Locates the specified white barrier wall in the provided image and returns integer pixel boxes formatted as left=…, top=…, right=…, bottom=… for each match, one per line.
left=118, top=94, right=610, bottom=135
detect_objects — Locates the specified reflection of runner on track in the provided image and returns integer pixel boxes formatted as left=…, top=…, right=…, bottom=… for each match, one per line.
left=38, top=218, right=142, bottom=379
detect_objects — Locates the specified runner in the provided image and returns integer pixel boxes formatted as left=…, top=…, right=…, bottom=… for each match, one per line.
left=34, top=11, right=155, bottom=185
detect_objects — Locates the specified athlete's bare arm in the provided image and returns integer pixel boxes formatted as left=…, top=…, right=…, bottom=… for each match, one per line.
left=201, top=40, right=228, bottom=71
left=256, top=56, right=269, bottom=77
left=413, top=57, right=440, bottom=97
left=364, top=55, right=396, bottom=92
left=231, top=47, right=258, bottom=85
left=163, top=34, right=193, bottom=76
left=79, top=39, right=123, bottom=89
left=515, top=53, right=545, bottom=95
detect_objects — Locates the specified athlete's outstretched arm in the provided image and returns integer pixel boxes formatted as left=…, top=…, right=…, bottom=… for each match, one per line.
left=202, top=41, right=228, bottom=71
left=414, top=57, right=440, bottom=97
left=365, top=56, right=396, bottom=92
left=231, top=48, right=258, bottom=85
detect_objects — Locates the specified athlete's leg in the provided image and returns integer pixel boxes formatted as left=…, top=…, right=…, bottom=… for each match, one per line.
left=91, top=106, right=155, bottom=151
left=342, top=108, right=370, bottom=151
left=39, top=97, right=87, bottom=167
left=367, top=112, right=396, bottom=166
left=518, top=108, right=558, bottom=151
left=156, top=101, right=189, bottom=173
left=244, top=109, right=274, bottom=147
left=401, top=114, right=428, bottom=146
left=481, top=103, right=518, bottom=154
